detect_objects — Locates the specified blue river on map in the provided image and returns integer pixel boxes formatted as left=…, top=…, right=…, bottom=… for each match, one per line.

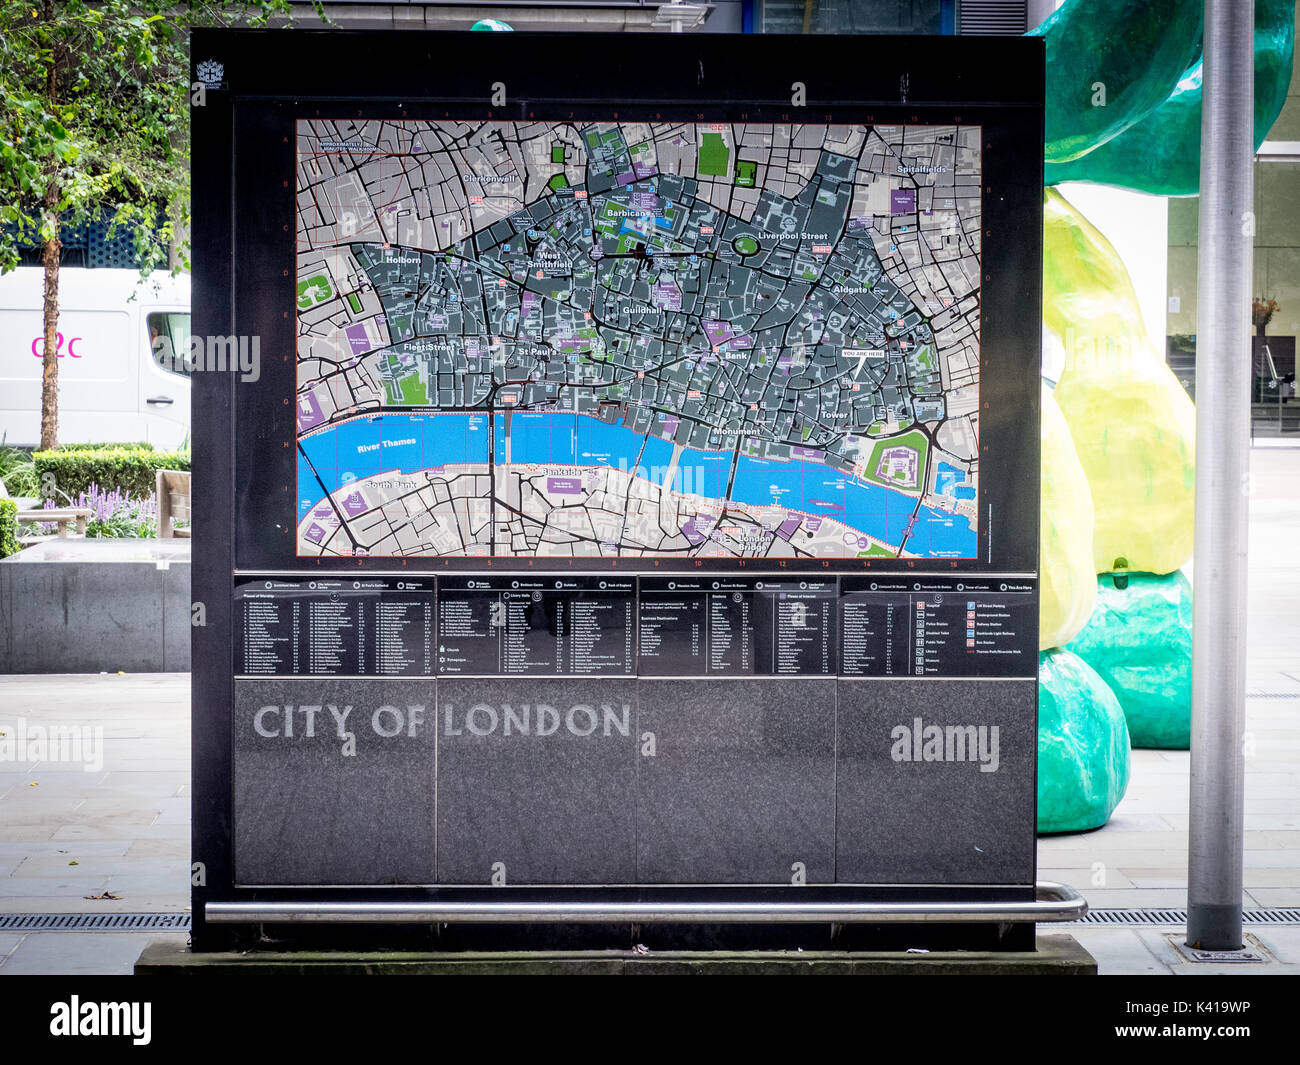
left=297, top=411, right=975, bottom=557
left=936, top=460, right=977, bottom=501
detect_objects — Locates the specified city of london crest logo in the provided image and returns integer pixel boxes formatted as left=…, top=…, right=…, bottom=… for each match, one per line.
left=196, top=59, right=225, bottom=87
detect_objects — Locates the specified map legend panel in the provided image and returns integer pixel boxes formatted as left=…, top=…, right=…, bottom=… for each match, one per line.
left=234, top=577, right=434, bottom=677
left=435, top=575, right=635, bottom=676
left=638, top=576, right=837, bottom=677
left=839, top=577, right=1036, bottom=677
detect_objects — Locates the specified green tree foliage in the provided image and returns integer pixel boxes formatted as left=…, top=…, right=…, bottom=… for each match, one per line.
left=0, top=0, right=319, bottom=447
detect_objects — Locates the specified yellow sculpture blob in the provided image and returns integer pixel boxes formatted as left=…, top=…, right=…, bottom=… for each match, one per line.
left=1044, top=189, right=1196, bottom=576
left=1040, top=382, right=1097, bottom=649
left=1043, top=190, right=1153, bottom=350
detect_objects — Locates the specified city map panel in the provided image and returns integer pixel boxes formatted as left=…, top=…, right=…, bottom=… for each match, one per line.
left=294, top=120, right=981, bottom=561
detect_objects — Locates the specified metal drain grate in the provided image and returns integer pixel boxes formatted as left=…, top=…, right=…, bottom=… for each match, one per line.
left=0, top=913, right=191, bottom=932
left=1, top=910, right=1296, bottom=932
left=1247, top=692, right=1300, bottom=699
left=1240, top=909, right=1300, bottom=924
left=1074, top=908, right=1300, bottom=926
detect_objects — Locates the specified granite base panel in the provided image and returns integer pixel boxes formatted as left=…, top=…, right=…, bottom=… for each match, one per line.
left=136, top=934, right=1096, bottom=975
left=0, top=540, right=191, bottom=673
left=233, top=679, right=437, bottom=885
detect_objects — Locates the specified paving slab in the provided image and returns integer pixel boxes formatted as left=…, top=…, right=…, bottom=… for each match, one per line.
left=1251, top=926, right=1300, bottom=963
left=1066, top=928, right=1170, bottom=975
left=0, top=932, right=189, bottom=976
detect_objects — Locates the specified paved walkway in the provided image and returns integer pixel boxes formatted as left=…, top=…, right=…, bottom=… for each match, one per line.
left=0, top=673, right=190, bottom=973
left=1, top=449, right=1296, bottom=975
left=1046, top=447, right=1300, bottom=972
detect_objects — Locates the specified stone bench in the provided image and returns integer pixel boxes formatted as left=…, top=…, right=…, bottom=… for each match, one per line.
left=15, top=505, right=92, bottom=546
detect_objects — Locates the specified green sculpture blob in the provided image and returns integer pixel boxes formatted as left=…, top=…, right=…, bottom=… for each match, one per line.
left=1031, top=0, right=1203, bottom=165
left=1038, top=648, right=1132, bottom=834
left=1066, top=571, right=1193, bottom=749
left=1044, top=0, right=1296, bottom=193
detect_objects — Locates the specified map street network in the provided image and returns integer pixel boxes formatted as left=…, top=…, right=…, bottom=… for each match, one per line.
left=294, top=120, right=981, bottom=560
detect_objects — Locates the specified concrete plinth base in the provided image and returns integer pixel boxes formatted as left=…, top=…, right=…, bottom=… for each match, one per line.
left=136, top=934, right=1096, bottom=975
left=0, top=538, right=190, bottom=672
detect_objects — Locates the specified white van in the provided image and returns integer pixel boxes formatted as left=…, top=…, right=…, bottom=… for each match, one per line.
left=0, top=266, right=191, bottom=449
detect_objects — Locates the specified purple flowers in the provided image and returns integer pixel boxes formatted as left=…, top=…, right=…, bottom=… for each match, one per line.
left=42, top=484, right=157, bottom=537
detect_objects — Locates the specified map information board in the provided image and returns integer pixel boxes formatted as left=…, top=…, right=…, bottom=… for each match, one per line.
left=191, top=29, right=1045, bottom=951
left=294, top=120, right=982, bottom=562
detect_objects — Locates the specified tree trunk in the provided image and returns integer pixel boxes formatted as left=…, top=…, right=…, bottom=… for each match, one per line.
left=39, top=0, right=60, bottom=453
left=40, top=207, right=60, bottom=452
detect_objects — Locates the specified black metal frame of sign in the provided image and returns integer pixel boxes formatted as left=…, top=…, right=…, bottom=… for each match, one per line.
left=190, top=28, right=1048, bottom=952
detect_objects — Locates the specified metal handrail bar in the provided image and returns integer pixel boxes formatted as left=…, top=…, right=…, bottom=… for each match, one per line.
left=207, top=881, right=1087, bottom=925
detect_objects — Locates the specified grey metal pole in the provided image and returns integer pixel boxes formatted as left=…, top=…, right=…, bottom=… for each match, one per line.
left=1187, top=0, right=1254, bottom=951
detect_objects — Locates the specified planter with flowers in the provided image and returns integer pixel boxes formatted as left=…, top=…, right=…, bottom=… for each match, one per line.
left=1253, top=296, right=1281, bottom=337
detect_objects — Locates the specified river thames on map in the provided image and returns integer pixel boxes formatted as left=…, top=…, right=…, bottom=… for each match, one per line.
left=298, top=411, right=975, bottom=557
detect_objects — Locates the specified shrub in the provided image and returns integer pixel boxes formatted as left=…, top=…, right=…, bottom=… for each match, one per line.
left=0, top=444, right=39, bottom=497
left=33, top=446, right=190, bottom=501
left=0, top=499, right=17, bottom=558
left=54, top=441, right=155, bottom=452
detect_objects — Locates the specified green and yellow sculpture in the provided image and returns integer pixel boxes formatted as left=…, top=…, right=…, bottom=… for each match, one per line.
left=1067, top=571, right=1195, bottom=749
left=1044, top=188, right=1197, bottom=577
left=1038, top=381, right=1096, bottom=650
left=1036, top=0, right=1295, bottom=194
left=1037, top=648, right=1132, bottom=834
left=1031, top=0, right=1294, bottom=829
